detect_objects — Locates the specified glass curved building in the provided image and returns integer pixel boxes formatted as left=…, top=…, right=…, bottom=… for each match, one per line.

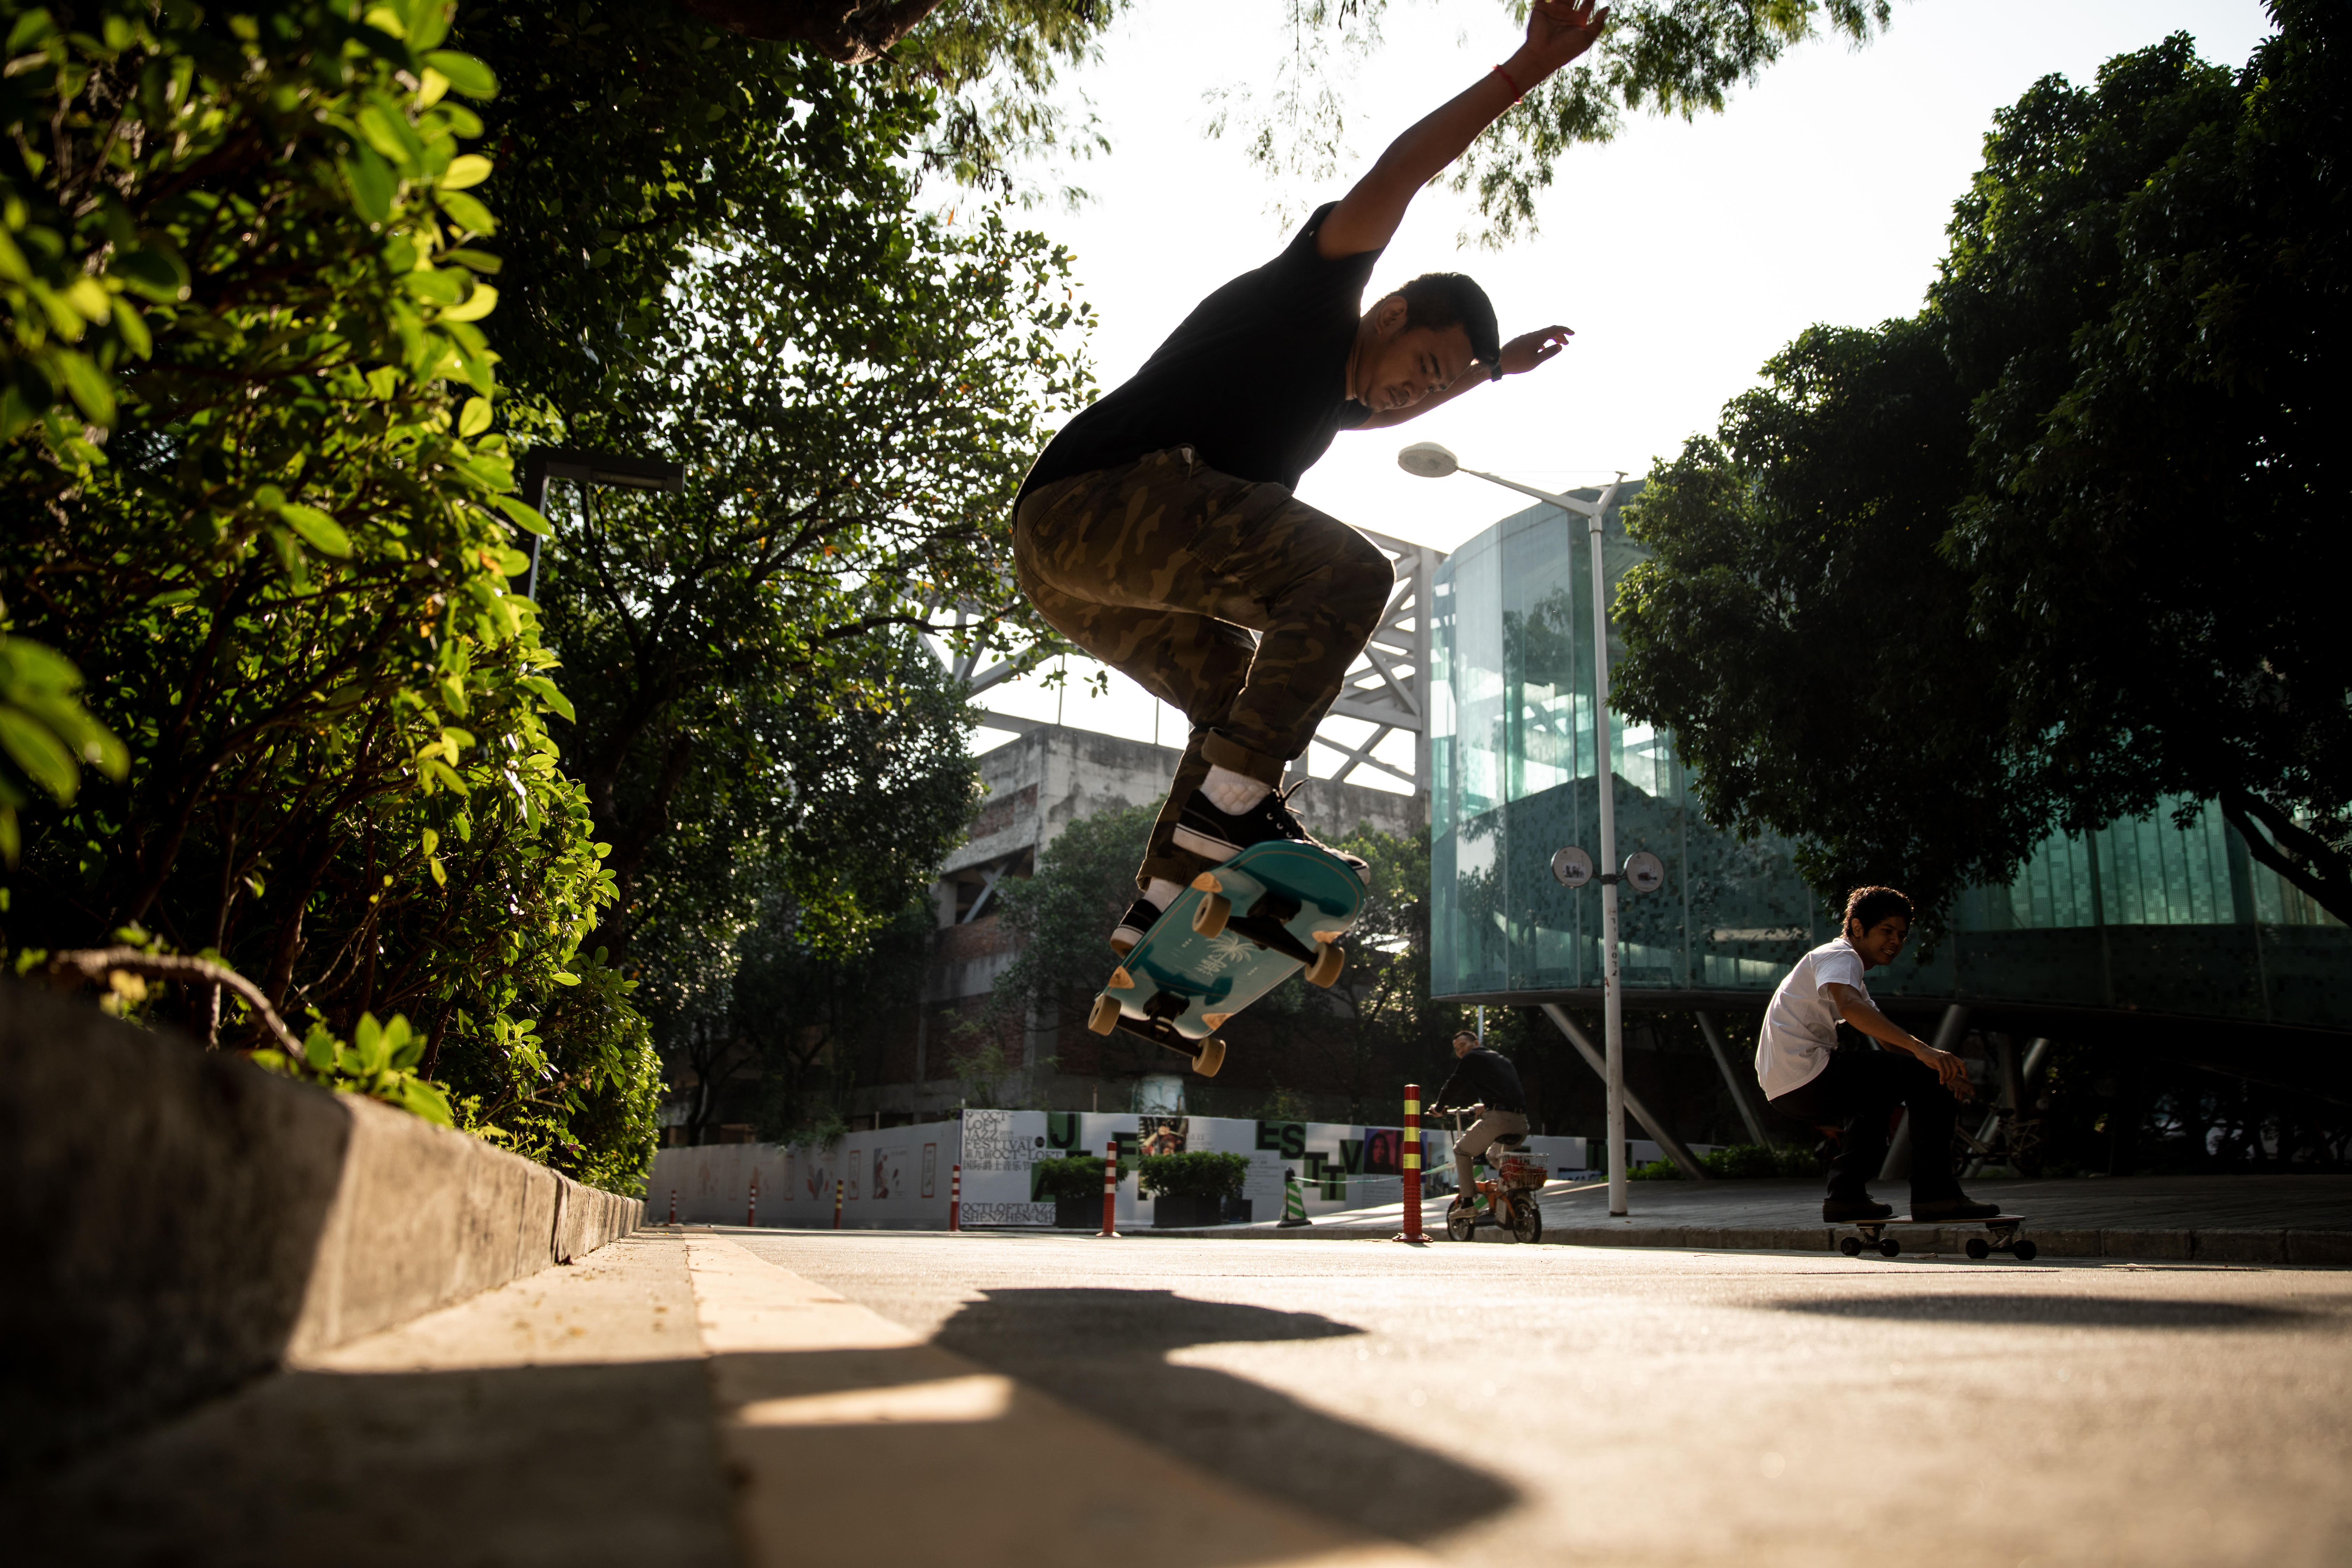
left=1428, top=489, right=2348, bottom=1037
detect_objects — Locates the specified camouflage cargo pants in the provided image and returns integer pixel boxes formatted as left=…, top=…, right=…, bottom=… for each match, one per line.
left=1014, top=446, right=1394, bottom=890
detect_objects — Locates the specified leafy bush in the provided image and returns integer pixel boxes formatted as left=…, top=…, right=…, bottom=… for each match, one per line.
left=1136, top=1151, right=1250, bottom=1203
left=1630, top=1143, right=1824, bottom=1181
left=1031, top=1153, right=1119, bottom=1202
left=0, top=0, right=644, bottom=1182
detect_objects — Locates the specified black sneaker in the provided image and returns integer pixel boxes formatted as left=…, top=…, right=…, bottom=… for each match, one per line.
left=1171, top=783, right=1370, bottom=879
left=1913, top=1195, right=2001, bottom=1221
left=1109, top=898, right=1162, bottom=955
left=1823, top=1196, right=1895, bottom=1222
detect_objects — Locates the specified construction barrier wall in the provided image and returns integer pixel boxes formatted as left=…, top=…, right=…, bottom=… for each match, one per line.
left=645, top=1111, right=1669, bottom=1230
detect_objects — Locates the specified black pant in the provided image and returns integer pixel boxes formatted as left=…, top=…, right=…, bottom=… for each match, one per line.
left=1767, top=1049, right=1961, bottom=1204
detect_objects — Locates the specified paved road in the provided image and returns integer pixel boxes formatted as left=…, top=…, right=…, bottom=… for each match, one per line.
left=24, top=1229, right=2348, bottom=1567
left=739, top=1231, right=2352, bottom=1568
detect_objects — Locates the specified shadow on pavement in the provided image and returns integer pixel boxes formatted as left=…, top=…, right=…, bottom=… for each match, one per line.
left=932, top=1287, right=1518, bottom=1543
left=1772, top=1293, right=2348, bottom=1330
left=12, top=1359, right=736, bottom=1567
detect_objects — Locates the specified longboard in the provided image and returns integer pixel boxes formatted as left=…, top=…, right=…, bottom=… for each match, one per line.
left=1838, top=1215, right=2036, bottom=1261
left=1087, top=840, right=1365, bottom=1077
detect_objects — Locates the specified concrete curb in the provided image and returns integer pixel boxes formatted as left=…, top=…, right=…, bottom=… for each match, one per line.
left=0, top=981, right=640, bottom=1477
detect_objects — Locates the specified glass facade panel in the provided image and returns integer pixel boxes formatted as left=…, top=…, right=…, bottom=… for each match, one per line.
left=1429, top=490, right=2348, bottom=1031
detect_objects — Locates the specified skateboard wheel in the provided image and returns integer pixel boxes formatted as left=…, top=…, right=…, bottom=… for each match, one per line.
left=2012, top=1239, right=2038, bottom=1262
left=1192, top=893, right=1230, bottom=938
left=1306, top=941, right=1344, bottom=988
left=1965, top=1237, right=1991, bottom=1260
left=1087, top=993, right=1120, bottom=1036
left=1192, top=1037, right=1225, bottom=1077
left=1839, top=1236, right=1863, bottom=1257
left=1878, top=1238, right=1902, bottom=1258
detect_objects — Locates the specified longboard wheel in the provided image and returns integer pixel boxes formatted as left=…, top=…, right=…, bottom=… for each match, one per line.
left=1087, top=993, right=1120, bottom=1036
left=1966, top=1237, right=1991, bottom=1260
left=1306, top=941, right=1344, bottom=988
left=1192, top=1038, right=1225, bottom=1077
left=2012, top=1239, right=2038, bottom=1262
left=1193, top=892, right=1230, bottom=938
left=1878, top=1238, right=1902, bottom=1258
left=1840, top=1236, right=1863, bottom=1257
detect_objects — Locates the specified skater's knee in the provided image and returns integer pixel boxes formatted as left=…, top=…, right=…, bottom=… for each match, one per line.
left=1324, top=530, right=1395, bottom=623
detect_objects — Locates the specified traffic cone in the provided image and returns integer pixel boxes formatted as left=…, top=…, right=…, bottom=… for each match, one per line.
left=1278, top=1168, right=1310, bottom=1227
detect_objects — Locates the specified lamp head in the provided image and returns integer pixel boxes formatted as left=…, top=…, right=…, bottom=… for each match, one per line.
left=1396, top=441, right=1459, bottom=479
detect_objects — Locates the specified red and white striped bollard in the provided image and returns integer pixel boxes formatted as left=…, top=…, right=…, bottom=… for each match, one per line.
left=833, top=1176, right=844, bottom=1230
left=667, top=1187, right=677, bottom=1225
left=747, top=1170, right=758, bottom=1229
left=1394, top=1083, right=1427, bottom=1244
left=949, top=1162, right=962, bottom=1232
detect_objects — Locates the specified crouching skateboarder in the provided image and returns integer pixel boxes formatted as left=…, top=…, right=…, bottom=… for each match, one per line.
left=1757, top=886, right=2000, bottom=1224
left=1014, top=4, right=1610, bottom=953
left=1430, top=1029, right=1529, bottom=1215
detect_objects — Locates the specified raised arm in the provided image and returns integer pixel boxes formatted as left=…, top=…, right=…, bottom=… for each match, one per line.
left=1352, top=324, right=1576, bottom=428
left=1316, top=2, right=1609, bottom=260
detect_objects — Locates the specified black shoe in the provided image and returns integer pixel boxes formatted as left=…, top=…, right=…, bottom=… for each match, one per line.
left=1823, top=1197, right=1895, bottom=1222
left=1913, top=1195, right=2001, bottom=1221
left=1109, top=898, right=1162, bottom=955
left=1172, top=783, right=1370, bottom=879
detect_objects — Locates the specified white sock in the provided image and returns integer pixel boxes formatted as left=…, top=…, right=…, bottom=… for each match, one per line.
left=1143, top=877, right=1183, bottom=910
left=1201, top=763, right=1272, bottom=816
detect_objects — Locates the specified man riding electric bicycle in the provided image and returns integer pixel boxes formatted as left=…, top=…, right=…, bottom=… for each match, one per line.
left=1429, top=1030, right=1530, bottom=1218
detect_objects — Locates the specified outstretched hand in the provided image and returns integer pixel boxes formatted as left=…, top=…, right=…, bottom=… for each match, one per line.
left=1519, top=2, right=1610, bottom=80
left=1498, top=325, right=1574, bottom=377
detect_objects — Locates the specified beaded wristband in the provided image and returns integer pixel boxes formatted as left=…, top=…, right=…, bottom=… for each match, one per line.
left=1490, top=62, right=1524, bottom=102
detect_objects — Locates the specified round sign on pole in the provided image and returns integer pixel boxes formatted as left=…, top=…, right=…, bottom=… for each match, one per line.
left=1550, top=846, right=1594, bottom=888
left=1623, top=851, right=1666, bottom=895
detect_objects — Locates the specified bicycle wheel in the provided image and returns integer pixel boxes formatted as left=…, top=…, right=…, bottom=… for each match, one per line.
left=1507, top=1197, right=1543, bottom=1244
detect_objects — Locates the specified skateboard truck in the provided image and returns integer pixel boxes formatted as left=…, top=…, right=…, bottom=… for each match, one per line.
left=1108, top=1013, right=1225, bottom=1077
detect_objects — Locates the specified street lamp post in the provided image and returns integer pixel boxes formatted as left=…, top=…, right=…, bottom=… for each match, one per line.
left=1399, top=441, right=1634, bottom=1217
left=517, top=446, right=688, bottom=601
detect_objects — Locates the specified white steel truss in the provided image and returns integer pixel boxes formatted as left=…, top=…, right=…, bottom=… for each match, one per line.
left=933, top=530, right=1446, bottom=793
left=1297, top=527, right=1444, bottom=792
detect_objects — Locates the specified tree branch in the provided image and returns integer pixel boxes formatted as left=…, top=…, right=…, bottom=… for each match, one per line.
left=43, top=947, right=305, bottom=1056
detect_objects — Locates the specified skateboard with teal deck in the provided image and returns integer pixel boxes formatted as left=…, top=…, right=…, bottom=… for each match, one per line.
left=1087, top=840, right=1364, bottom=1076
left=1839, top=1215, right=2036, bottom=1260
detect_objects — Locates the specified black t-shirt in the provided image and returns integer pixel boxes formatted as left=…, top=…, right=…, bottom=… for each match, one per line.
left=1433, top=1048, right=1527, bottom=1115
left=1020, top=202, right=1380, bottom=501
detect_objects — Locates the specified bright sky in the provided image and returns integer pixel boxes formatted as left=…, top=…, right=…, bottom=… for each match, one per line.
left=972, top=0, right=2276, bottom=766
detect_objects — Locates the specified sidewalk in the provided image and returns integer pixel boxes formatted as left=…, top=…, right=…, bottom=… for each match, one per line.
left=1161, top=1174, right=2352, bottom=1263
left=22, top=1230, right=1435, bottom=1568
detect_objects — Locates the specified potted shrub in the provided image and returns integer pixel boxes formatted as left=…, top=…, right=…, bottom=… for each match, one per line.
left=1138, top=1152, right=1251, bottom=1228
left=1033, top=1154, right=1117, bottom=1228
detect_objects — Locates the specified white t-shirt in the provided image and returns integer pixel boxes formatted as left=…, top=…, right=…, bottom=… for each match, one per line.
left=1754, top=937, right=1869, bottom=1099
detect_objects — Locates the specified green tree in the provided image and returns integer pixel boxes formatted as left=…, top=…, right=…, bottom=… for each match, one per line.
left=982, top=797, right=1156, bottom=1072
left=1617, top=7, right=2350, bottom=924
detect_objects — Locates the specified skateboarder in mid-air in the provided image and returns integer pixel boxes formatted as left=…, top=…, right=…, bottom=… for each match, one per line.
left=1756, top=886, right=2001, bottom=1223
left=1014, top=3, right=1611, bottom=956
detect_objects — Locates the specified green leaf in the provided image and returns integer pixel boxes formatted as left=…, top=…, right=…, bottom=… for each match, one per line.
left=458, top=396, right=491, bottom=436
left=304, top=1027, right=337, bottom=1073
left=436, top=189, right=494, bottom=236
left=54, top=350, right=115, bottom=425
left=518, top=676, right=576, bottom=721
left=343, top=144, right=397, bottom=226
left=441, top=153, right=492, bottom=190
left=276, top=503, right=352, bottom=558
left=0, top=709, right=77, bottom=801
left=421, top=50, right=498, bottom=100
left=492, top=495, right=550, bottom=536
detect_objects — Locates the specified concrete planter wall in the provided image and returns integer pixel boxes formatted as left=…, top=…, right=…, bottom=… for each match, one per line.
left=0, top=981, right=640, bottom=1479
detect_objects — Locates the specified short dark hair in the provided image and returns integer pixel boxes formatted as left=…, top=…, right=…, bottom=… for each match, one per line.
left=1452, top=1029, right=1480, bottom=1045
left=1843, top=886, right=1914, bottom=932
left=1396, top=273, right=1503, bottom=381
